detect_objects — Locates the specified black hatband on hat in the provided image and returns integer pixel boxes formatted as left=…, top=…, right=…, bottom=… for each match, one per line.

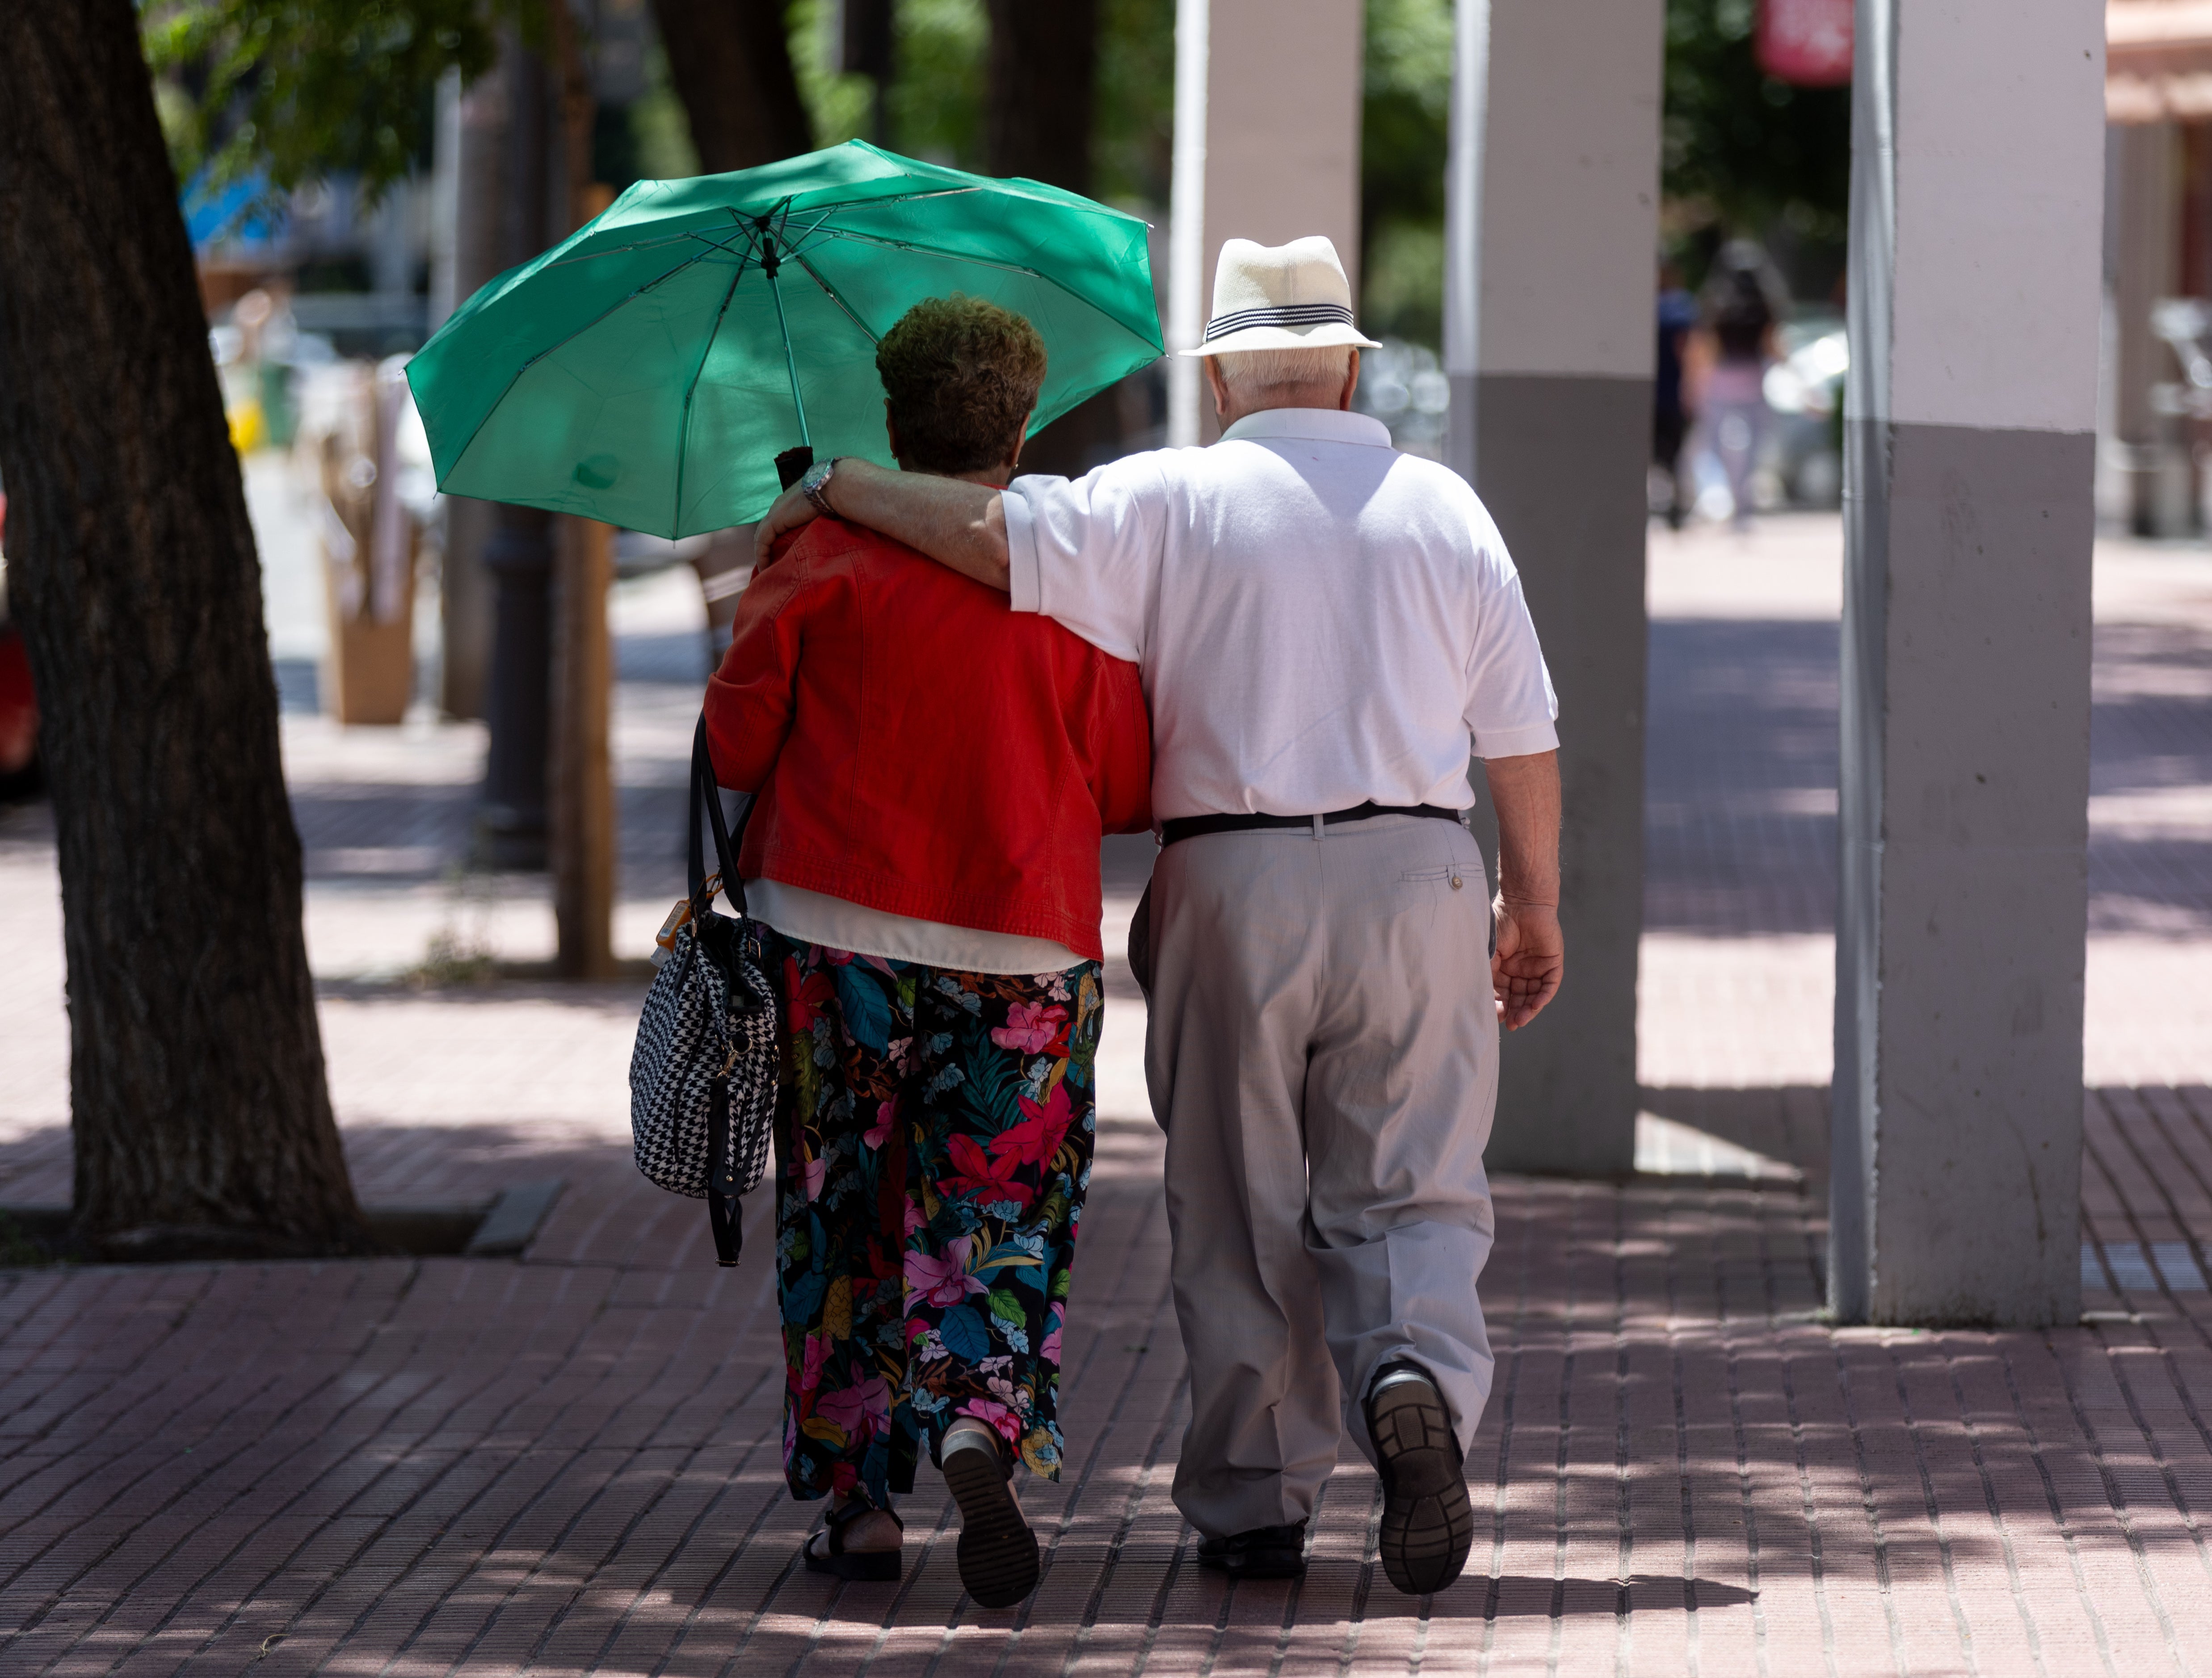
left=1199, top=301, right=1357, bottom=344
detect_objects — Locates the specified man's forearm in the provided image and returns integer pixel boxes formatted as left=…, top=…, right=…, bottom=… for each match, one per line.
left=1484, top=750, right=1561, bottom=905
left=799, top=460, right=1012, bottom=590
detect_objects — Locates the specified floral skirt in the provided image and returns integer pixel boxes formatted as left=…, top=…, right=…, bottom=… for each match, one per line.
left=760, top=927, right=1102, bottom=1510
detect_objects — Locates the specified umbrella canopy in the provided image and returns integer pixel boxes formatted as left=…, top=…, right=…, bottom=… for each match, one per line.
left=406, top=140, right=1162, bottom=538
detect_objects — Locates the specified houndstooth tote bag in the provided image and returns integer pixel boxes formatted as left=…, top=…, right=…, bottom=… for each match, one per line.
left=628, top=717, right=778, bottom=1265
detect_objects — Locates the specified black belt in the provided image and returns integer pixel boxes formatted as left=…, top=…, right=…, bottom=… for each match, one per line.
left=1158, top=802, right=1466, bottom=847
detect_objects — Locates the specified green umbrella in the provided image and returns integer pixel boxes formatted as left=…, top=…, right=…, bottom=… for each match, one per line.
left=406, top=139, right=1162, bottom=538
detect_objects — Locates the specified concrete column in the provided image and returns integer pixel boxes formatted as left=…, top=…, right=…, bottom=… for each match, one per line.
left=1166, top=0, right=1363, bottom=447
left=1443, top=0, right=1664, bottom=1175
left=1832, top=0, right=2104, bottom=1327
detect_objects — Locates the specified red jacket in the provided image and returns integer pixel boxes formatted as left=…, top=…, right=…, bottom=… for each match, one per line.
left=704, top=518, right=1152, bottom=962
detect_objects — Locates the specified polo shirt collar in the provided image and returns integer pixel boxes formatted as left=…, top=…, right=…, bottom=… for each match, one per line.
left=1217, top=407, right=1395, bottom=449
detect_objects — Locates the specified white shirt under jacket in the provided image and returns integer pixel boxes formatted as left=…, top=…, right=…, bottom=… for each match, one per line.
left=1000, top=407, right=1560, bottom=822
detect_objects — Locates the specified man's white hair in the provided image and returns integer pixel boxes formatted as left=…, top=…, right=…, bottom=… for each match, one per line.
left=1212, top=345, right=1354, bottom=403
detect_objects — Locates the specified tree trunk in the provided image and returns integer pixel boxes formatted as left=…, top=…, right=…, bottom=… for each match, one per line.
left=649, top=0, right=814, bottom=174
left=479, top=34, right=559, bottom=871
left=985, top=0, right=1099, bottom=197
left=0, top=1, right=370, bottom=1259
left=984, top=0, right=1116, bottom=478
left=544, top=15, right=618, bottom=979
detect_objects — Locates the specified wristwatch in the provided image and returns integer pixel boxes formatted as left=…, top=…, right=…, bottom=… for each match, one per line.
left=799, top=456, right=843, bottom=515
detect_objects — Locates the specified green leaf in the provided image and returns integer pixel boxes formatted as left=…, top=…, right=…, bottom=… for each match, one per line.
left=142, top=0, right=510, bottom=207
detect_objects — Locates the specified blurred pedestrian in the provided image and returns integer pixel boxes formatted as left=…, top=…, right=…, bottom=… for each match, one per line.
left=705, top=296, right=1153, bottom=1607
left=1697, top=241, right=1786, bottom=530
left=1654, top=261, right=1699, bottom=529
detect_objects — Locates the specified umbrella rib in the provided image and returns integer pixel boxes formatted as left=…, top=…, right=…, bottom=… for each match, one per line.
left=533, top=224, right=752, bottom=271
left=812, top=227, right=1157, bottom=344
left=778, top=185, right=985, bottom=222
left=791, top=254, right=882, bottom=346
left=513, top=249, right=712, bottom=374
left=430, top=245, right=715, bottom=494
left=673, top=251, right=752, bottom=536
left=813, top=226, right=1054, bottom=282
left=790, top=182, right=1146, bottom=232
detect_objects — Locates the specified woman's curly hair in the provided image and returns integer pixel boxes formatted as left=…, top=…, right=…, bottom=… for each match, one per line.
left=875, top=294, right=1047, bottom=474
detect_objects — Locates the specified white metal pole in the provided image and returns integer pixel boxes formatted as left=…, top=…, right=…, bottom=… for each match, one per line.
left=1167, top=0, right=1211, bottom=448
left=1442, top=0, right=1489, bottom=483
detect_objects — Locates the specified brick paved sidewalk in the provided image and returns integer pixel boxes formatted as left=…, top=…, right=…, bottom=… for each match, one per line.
left=3, top=1098, right=2210, bottom=1675
left=2, top=515, right=2210, bottom=1673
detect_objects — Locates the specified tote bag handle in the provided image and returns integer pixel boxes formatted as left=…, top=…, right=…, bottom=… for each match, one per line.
left=687, top=715, right=754, bottom=918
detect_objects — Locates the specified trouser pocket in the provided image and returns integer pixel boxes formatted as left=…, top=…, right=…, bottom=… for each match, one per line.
left=1128, top=879, right=1154, bottom=998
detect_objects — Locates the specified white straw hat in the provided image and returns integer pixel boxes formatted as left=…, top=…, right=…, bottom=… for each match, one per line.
left=1182, top=235, right=1382, bottom=357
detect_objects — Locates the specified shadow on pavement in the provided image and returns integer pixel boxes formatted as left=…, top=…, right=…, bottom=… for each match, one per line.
left=1463, top=1574, right=1759, bottom=1614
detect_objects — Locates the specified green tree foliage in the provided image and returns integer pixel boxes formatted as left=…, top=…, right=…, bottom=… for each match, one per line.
left=1093, top=0, right=1174, bottom=207
left=1662, top=0, right=1850, bottom=250
left=1360, top=0, right=1453, bottom=345
left=1362, top=0, right=1451, bottom=244
left=142, top=1, right=509, bottom=197
left=787, top=0, right=1170, bottom=208
left=788, top=0, right=984, bottom=166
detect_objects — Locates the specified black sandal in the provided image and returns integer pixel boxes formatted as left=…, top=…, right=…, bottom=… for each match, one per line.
left=802, top=1499, right=904, bottom=1582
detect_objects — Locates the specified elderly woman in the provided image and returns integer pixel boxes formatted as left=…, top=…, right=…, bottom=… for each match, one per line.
left=705, top=295, right=1150, bottom=1607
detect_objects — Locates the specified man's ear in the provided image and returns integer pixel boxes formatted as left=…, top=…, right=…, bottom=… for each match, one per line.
left=1204, top=356, right=1229, bottom=419
left=1338, top=349, right=1360, bottom=412
left=884, top=401, right=903, bottom=468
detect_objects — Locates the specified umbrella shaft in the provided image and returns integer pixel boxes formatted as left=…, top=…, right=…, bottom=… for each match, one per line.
left=767, top=261, right=812, bottom=449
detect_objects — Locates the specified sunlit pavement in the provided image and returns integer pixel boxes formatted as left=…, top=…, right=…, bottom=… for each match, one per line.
left=0, top=505, right=2209, bottom=1672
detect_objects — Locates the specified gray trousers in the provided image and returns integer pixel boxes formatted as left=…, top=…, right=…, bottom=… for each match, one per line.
left=1144, top=814, right=1500, bottom=1539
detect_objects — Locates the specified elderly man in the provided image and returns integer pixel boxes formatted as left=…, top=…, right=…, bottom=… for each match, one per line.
left=756, top=238, right=1563, bottom=1597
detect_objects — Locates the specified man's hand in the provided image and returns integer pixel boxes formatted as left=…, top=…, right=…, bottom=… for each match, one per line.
left=753, top=484, right=820, bottom=568
left=1482, top=749, right=1562, bottom=1030
left=1491, top=899, right=1563, bottom=1030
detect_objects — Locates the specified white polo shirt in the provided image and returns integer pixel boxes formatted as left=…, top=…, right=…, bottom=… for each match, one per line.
left=1001, top=407, right=1559, bottom=822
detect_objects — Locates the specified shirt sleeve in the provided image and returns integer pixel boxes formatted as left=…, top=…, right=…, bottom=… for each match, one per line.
left=702, top=539, right=823, bottom=791
left=1083, top=653, right=1155, bottom=836
left=1464, top=522, right=1561, bottom=760
left=1001, top=455, right=1169, bottom=662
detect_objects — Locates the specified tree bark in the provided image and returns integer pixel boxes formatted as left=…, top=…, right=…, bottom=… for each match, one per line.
left=0, top=1, right=370, bottom=1258
left=985, top=0, right=1099, bottom=197
left=478, top=34, right=559, bottom=871
left=648, top=0, right=814, bottom=175
left=544, top=16, right=618, bottom=979
left=984, top=0, right=1116, bottom=478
